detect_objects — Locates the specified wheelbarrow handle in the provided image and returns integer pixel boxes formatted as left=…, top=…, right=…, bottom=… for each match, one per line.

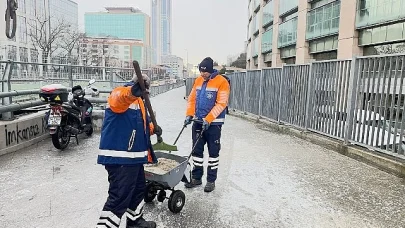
left=191, top=118, right=203, bottom=124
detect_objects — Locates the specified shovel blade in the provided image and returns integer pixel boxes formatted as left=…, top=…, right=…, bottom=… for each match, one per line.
left=152, top=141, right=178, bottom=151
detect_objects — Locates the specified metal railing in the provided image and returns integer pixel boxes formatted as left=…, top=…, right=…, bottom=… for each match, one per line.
left=0, top=60, right=184, bottom=120
left=185, top=54, right=405, bottom=160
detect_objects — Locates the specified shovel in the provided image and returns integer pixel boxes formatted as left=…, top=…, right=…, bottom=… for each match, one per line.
left=132, top=61, right=177, bottom=152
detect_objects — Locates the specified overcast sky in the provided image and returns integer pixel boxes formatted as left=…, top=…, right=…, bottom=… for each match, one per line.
left=74, top=0, right=248, bottom=65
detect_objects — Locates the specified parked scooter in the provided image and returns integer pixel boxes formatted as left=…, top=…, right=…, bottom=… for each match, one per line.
left=84, top=79, right=99, bottom=98
left=40, top=82, right=95, bottom=150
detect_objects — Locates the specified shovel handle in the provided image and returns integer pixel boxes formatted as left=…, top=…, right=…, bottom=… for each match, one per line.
left=132, top=61, right=162, bottom=142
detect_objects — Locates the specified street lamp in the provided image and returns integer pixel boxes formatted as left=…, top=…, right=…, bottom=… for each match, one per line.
left=185, top=49, right=189, bottom=78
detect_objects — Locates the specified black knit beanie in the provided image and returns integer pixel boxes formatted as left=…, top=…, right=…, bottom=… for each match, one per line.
left=199, top=57, right=214, bottom=73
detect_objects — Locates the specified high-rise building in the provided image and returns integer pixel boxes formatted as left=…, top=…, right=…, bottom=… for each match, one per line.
left=151, top=0, right=172, bottom=64
left=49, top=0, right=79, bottom=60
left=246, top=0, right=405, bottom=69
left=162, top=55, right=183, bottom=79
left=84, top=7, right=152, bottom=67
left=0, top=0, right=78, bottom=63
left=49, top=0, right=78, bottom=29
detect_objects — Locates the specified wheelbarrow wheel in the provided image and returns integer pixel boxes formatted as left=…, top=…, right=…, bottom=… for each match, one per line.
left=157, top=190, right=166, bottom=202
left=144, top=184, right=157, bottom=203
left=168, top=190, right=185, bottom=213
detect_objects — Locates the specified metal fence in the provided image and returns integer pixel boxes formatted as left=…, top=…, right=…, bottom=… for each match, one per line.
left=0, top=60, right=171, bottom=101
left=185, top=54, right=405, bottom=160
left=279, top=65, right=310, bottom=128
left=260, top=68, right=282, bottom=121
left=307, top=60, right=352, bottom=139
left=0, top=60, right=184, bottom=120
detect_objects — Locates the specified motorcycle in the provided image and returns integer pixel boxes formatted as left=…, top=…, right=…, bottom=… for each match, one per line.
left=40, top=81, right=95, bottom=150
left=85, top=79, right=99, bottom=98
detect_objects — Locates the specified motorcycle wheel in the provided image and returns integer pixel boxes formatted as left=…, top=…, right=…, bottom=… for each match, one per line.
left=85, top=126, right=93, bottom=136
left=52, top=127, right=71, bottom=150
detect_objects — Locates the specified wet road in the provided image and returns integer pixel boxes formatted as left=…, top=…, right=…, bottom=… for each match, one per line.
left=1, top=87, right=404, bottom=228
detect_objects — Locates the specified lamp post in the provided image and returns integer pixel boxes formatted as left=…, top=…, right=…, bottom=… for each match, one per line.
left=185, top=49, right=189, bottom=78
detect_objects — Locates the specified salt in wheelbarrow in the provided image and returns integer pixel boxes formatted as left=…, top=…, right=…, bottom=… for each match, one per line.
left=144, top=152, right=188, bottom=213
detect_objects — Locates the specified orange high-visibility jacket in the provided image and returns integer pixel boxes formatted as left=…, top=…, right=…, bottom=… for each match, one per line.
left=98, top=86, right=157, bottom=165
left=186, top=72, right=230, bottom=125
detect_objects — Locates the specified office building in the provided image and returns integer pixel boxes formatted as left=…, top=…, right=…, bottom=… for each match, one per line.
left=0, top=0, right=78, bottom=63
left=79, top=37, right=150, bottom=68
left=49, top=0, right=78, bottom=29
left=49, top=0, right=79, bottom=60
left=246, top=0, right=405, bottom=69
left=162, top=55, right=183, bottom=79
left=84, top=7, right=152, bottom=67
left=151, top=0, right=172, bottom=64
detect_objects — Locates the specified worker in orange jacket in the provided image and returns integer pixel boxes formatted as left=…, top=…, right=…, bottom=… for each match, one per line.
left=184, top=57, right=230, bottom=192
left=97, top=74, right=160, bottom=228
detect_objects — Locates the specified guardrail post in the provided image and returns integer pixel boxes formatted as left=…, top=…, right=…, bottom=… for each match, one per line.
left=304, top=63, right=314, bottom=130
left=277, top=64, right=286, bottom=123
left=109, top=72, right=114, bottom=90
left=344, top=57, right=360, bottom=145
left=243, top=71, right=249, bottom=114
left=258, top=69, right=264, bottom=117
left=68, top=62, right=73, bottom=88
left=2, top=61, right=15, bottom=120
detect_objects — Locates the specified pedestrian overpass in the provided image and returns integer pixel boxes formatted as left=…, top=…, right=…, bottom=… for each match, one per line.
left=0, top=87, right=404, bottom=227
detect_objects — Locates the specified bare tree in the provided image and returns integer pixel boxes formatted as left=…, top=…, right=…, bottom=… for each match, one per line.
left=58, top=30, right=83, bottom=65
left=27, top=15, right=70, bottom=64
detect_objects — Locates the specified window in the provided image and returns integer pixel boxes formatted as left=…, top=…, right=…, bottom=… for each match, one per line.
left=7, top=45, right=17, bottom=61
left=18, top=16, right=28, bottom=43
left=278, top=17, right=298, bottom=48
left=306, top=1, right=340, bottom=40
left=309, top=36, right=338, bottom=53
left=19, top=0, right=26, bottom=13
left=356, top=0, right=405, bottom=28
left=359, top=22, right=405, bottom=46
left=279, top=0, right=298, bottom=16
left=312, top=51, right=337, bottom=61
left=363, top=42, right=405, bottom=56
left=262, top=1, right=274, bottom=27
left=261, top=27, right=273, bottom=53
left=251, top=15, right=258, bottom=35
left=280, top=46, right=296, bottom=59
left=19, top=47, right=29, bottom=62
left=30, top=49, right=39, bottom=63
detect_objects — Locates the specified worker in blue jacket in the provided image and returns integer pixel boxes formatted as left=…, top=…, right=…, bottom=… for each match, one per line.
left=96, top=74, right=161, bottom=228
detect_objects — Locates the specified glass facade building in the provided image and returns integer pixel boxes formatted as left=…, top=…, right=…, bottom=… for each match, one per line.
left=151, top=0, right=172, bottom=64
left=246, top=0, right=405, bottom=69
left=84, top=8, right=151, bottom=68
left=85, top=14, right=148, bottom=41
left=49, top=0, right=78, bottom=28
left=0, top=0, right=78, bottom=63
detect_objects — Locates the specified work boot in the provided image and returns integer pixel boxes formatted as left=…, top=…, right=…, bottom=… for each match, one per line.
left=204, top=182, right=215, bottom=192
left=184, top=179, right=202, bottom=188
left=127, top=217, right=156, bottom=228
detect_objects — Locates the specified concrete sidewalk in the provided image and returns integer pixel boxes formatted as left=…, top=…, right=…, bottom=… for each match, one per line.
left=0, top=87, right=404, bottom=228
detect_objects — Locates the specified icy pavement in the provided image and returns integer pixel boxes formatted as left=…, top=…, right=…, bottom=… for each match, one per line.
left=1, top=87, right=405, bottom=228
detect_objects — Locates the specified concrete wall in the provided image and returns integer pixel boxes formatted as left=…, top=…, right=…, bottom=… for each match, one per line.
left=0, top=112, right=49, bottom=156
left=0, top=110, right=106, bottom=156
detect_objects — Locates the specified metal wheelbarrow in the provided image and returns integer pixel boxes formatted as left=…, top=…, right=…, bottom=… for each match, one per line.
left=144, top=151, right=189, bottom=213
left=144, top=120, right=203, bottom=213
